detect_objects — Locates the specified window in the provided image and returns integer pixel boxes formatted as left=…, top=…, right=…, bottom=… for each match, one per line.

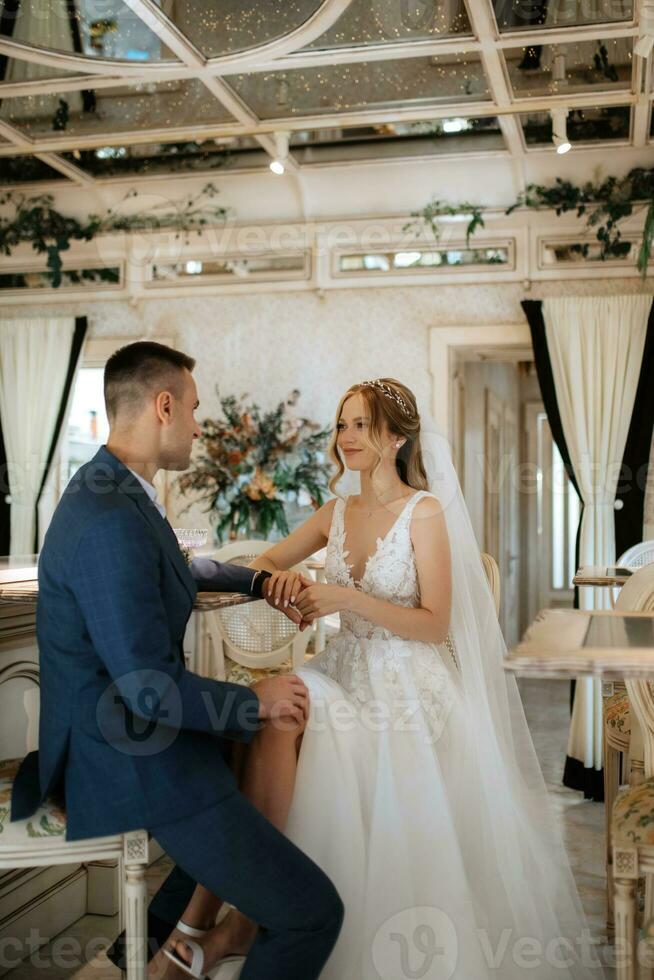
left=334, top=243, right=513, bottom=276
left=536, top=411, right=581, bottom=596
left=0, top=266, right=122, bottom=293
left=149, top=253, right=310, bottom=286
left=550, top=439, right=581, bottom=591
left=540, top=238, right=638, bottom=267
left=62, top=368, right=110, bottom=482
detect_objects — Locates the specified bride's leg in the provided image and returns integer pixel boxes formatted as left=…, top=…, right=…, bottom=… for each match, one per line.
left=160, top=718, right=307, bottom=974
left=240, top=715, right=306, bottom=829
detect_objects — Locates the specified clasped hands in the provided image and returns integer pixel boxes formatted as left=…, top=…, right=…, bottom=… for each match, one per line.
left=262, top=569, right=350, bottom=630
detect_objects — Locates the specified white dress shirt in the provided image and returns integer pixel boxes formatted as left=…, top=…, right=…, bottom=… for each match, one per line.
left=128, top=467, right=166, bottom=520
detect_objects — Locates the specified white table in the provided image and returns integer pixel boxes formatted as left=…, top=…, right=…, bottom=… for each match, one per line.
left=573, top=566, right=634, bottom=588
left=507, top=608, right=654, bottom=978
left=506, top=608, right=654, bottom=681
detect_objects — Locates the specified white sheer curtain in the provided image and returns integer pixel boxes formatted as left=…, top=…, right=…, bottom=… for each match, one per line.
left=2, top=3, right=83, bottom=116
left=0, top=317, right=76, bottom=556
left=542, top=294, right=653, bottom=778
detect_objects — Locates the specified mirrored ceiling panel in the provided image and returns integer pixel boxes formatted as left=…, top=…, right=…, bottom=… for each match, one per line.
left=0, top=154, right=67, bottom=182
left=226, top=56, right=489, bottom=119
left=493, top=0, right=633, bottom=31
left=290, top=116, right=503, bottom=161
left=0, top=78, right=234, bottom=142
left=0, top=0, right=178, bottom=63
left=519, top=104, right=630, bottom=144
left=302, top=0, right=472, bottom=49
left=167, top=1, right=325, bottom=58
left=60, top=135, right=271, bottom=177
left=506, top=38, right=632, bottom=96
left=0, top=59, right=79, bottom=86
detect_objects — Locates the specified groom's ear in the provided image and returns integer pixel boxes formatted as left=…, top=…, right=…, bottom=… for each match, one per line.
left=155, top=389, right=175, bottom=426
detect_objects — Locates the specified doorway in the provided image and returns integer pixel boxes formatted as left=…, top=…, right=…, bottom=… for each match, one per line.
left=429, top=324, right=534, bottom=647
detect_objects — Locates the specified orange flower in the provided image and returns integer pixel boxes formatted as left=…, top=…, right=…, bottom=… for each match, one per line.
left=244, top=467, right=276, bottom=501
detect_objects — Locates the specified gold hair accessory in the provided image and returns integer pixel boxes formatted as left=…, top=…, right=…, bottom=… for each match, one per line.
left=360, top=379, right=411, bottom=416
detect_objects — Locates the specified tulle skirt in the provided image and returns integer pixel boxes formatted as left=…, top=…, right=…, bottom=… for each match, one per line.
left=285, top=632, right=604, bottom=980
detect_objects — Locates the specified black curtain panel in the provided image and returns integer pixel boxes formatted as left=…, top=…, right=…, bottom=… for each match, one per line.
left=522, top=299, right=601, bottom=800
left=33, top=317, right=88, bottom=552
left=0, top=417, right=10, bottom=557
left=0, top=0, right=20, bottom=82
left=614, top=300, right=654, bottom=559
left=65, top=0, right=96, bottom=112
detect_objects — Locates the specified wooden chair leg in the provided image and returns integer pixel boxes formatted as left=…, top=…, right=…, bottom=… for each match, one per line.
left=124, top=860, right=148, bottom=980
left=615, top=875, right=638, bottom=980
left=605, top=740, right=621, bottom=934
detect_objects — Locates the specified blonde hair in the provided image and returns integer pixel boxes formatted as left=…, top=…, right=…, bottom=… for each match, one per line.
left=328, top=378, right=428, bottom=495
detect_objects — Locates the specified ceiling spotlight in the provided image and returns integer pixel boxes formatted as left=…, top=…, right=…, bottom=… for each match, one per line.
left=551, top=108, right=572, bottom=155
left=442, top=117, right=471, bottom=134
left=270, top=130, right=290, bottom=175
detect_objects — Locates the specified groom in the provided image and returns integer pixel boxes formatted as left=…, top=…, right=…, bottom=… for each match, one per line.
left=11, top=341, right=343, bottom=979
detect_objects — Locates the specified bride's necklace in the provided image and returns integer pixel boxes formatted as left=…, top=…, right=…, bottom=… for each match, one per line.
left=361, top=488, right=407, bottom=519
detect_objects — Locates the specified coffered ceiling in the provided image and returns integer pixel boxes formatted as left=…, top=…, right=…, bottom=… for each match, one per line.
left=0, top=0, right=647, bottom=187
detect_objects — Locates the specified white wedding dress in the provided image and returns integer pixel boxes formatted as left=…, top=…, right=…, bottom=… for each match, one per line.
left=286, top=490, right=603, bottom=980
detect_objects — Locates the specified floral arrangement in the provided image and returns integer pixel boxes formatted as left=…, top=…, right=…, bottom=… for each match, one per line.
left=178, top=389, right=332, bottom=541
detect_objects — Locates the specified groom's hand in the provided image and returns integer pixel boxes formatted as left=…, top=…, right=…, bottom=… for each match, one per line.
left=252, top=674, right=309, bottom=724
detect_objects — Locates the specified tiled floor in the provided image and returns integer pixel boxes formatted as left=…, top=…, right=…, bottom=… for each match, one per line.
left=7, top=677, right=612, bottom=978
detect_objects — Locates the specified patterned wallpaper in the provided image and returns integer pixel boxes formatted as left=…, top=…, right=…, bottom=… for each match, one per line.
left=2, top=277, right=653, bottom=534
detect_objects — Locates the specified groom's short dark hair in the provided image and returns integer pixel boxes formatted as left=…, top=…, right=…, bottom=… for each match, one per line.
left=104, top=341, right=195, bottom=422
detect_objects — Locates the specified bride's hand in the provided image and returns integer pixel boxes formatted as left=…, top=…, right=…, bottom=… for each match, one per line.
left=264, top=569, right=311, bottom=609
left=294, top=583, right=351, bottom=622
left=263, top=570, right=315, bottom=631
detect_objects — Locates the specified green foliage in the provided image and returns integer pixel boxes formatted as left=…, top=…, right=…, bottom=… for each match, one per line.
left=410, top=168, right=654, bottom=278
left=404, top=200, right=485, bottom=246
left=177, top=390, right=332, bottom=542
left=0, top=183, right=229, bottom=287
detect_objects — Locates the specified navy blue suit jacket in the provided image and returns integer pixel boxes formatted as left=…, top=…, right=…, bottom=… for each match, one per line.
left=12, top=446, right=265, bottom=841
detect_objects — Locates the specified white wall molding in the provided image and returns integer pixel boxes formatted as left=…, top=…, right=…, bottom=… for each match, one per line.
left=429, top=324, right=533, bottom=437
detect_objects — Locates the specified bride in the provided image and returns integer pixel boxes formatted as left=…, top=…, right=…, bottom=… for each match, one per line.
left=166, top=378, right=605, bottom=980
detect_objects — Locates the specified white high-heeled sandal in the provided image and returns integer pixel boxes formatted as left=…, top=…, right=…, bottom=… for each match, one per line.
left=163, top=921, right=245, bottom=980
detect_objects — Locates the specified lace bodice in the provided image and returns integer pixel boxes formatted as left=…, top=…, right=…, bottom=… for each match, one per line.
left=324, top=491, right=429, bottom=641
left=307, top=487, right=455, bottom=744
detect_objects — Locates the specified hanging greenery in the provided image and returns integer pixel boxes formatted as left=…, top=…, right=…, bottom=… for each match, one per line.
left=0, top=183, right=229, bottom=287
left=403, top=200, right=485, bottom=246
left=408, top=167, right=654, bottom=278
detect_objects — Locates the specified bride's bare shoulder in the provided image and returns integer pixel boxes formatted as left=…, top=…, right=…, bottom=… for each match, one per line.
left=413, top=493, right=444, bottom=520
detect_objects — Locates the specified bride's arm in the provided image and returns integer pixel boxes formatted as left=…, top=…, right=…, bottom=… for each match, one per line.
left=248, top=498, right=336, bottom=574
left=296, top=496, right=452, bottom=645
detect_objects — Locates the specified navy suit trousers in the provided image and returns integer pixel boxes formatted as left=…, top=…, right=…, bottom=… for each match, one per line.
left=150, top=791, right=344, bottom=980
